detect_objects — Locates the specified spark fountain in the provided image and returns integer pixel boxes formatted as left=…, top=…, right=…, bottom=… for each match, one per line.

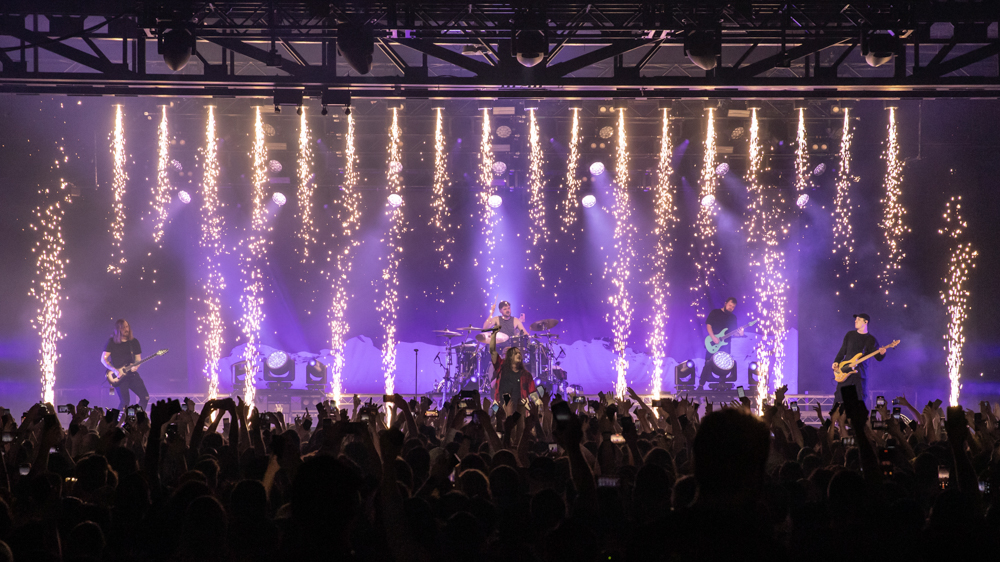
left=29, top=184, right=71, bottom=404
left=610, top=108, right=634, bottom=400
left=690, top=108, right=719, bottom=315
left=832, top=108, right=856, bottom=278
left=878, top=107, right=908, bottom=301
left=151, top=106, right=171, bottom=244
left=647, top=109, right=677, bottom=399
left=197, top=106, right=225, bottom=401
left=939, top=196, right=978, bottom=407
left=379, top=108, right=405, bottom=396
left=108, top=105, right=127, bottom=275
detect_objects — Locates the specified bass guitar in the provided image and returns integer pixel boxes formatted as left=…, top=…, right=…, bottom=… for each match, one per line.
left=832, top=340, right=899, bottom=383
left=704, top=319, right=758, bottom=354
left=105, top=349, right=169, bottom=386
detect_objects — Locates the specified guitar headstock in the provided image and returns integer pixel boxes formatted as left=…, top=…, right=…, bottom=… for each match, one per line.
left=887, top=340, right=900, bottom=349
left=155, top=349, right=169, bottom=356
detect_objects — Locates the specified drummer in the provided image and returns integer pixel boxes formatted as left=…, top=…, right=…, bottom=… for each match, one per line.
left=483, top=300, right=529, bottom=350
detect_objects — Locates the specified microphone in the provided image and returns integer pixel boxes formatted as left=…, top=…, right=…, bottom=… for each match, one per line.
left=480, top=325, right=502, bottom=333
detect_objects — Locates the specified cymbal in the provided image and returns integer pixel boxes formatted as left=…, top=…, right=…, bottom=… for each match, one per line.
left=433, top=330, right=462, bottom=337
left=536, top=332, right=559, bottom=338
left=450, top=342, right=478, bottom=349
left=456, top=325, right=480, bottom=332
left=475, top=331, right=509, bottom=344
left=530, top=318, right=560, bottom=331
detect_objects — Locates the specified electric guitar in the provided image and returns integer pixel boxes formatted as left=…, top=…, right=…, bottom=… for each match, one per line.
left=704, top=320, right=759, bottom=354
left=105, top=349, right=169, bottom=386
left=832, top=340, right=899, bottom=383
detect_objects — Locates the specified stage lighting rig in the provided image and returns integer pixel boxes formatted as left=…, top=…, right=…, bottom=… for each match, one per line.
left=684, top=30, right=719, bottom=71
left=264, top=351, right=294, bottom=388
left=512, top=8, right=548, bottom=67
left=862, top=30, right=899, bottom=68
left=748, top=361, right=760, bottom=386
left=675, top=360, right=697, bottom=390
left=158, top=23, right=196, bottom=72
left=305, top=360, right=328, bottom=389
left=338, top=22, right=375, bottom=75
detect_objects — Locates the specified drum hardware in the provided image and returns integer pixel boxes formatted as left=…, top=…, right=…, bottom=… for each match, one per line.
left=529, top=318, right=560, bottom=331
left=475, top=331, right=509, bottom=344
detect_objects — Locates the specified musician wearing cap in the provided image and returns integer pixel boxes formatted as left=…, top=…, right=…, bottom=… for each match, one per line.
left=832, top=313, right=886, bottom=403
left=483, top=300, right=529, bottom=350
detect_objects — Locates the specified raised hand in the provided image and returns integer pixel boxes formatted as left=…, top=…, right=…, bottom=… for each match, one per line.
left=775, top=385, right=788, bottom=405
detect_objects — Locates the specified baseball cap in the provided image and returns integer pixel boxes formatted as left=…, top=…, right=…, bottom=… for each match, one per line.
left=853, top=313, right=871, bottom=322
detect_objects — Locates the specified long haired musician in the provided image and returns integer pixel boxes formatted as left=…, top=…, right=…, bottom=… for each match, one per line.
left=489, top=326, right=536, bottom=415
left=100, top=319, right=150, bottom=412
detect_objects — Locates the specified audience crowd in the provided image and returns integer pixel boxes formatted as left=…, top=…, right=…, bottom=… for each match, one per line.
left=1, top=385, right=999, bottom=561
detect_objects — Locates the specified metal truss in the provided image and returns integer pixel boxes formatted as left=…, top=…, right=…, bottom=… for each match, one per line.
left=2, top=1, right=1000, bottom=99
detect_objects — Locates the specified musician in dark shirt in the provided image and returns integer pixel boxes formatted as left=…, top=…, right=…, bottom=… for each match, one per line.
left=482, top=300, right=529, bottom=351
left=100, top=319, right=150, bottom=412
left=699, top=298, right=743, bottom=388
left=832, top=313, right=886, bottom=403
left=489, top=325, right=536, bottom=415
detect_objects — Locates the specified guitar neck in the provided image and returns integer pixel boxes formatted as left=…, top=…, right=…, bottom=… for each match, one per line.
left=719, top=320, right=755, bottom=341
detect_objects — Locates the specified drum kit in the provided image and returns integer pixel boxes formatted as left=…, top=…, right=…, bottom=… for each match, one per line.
left=430, top=318, right=566, bottom=400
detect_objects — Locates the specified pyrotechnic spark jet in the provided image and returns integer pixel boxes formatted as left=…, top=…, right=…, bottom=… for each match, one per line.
left=878, top=107, right=908, bottom=299
left=561, top=108, right=582, bottom=233
left=152, top=106, right=171, bottom=244
left=29, top=185, right=71, bottom=404
left=327, top=113, right=362, bottom=404
left=109, top=105, right=128, bottom=275
left=690, top=108, right=719, bottom=314
left=832, top=108, right=855, bottom=273
left=609, top=108, right=634, bottom=400
left=379, top=108, right=405, bottom=396
left=794, top=109, right=810, bottom=199
left=744, top=109, right=790, bottom=412
left=939, top=196, right=977, bottom=407
left=297, top=108, right=317, bottom=261
left=239, top=107, right=270, bottom=407
left=648, top=109, right=677, bottom=398
left=478, top=109, right=500, bottom=305
left=198, top=106, right=225, bottom=401
left=429, top=108, right=453, bottom=270
left=527, top=108, right=549, bottom=283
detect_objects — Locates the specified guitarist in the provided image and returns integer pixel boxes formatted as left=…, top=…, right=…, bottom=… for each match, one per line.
left=100, top=319, right=149, bottom=412
left=699, top=298, right=744, bottom=388
left=832, top=313, right=885, bottom=404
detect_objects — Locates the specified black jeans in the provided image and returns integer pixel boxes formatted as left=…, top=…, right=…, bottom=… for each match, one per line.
left=834, top=372, right=867, bottom=405
left=116, top=372, right=150, bottom=411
